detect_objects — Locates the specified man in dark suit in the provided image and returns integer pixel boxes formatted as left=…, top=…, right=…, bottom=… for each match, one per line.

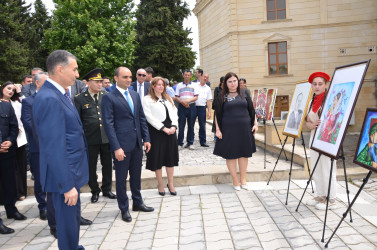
left=21, top=67, right=43, bottom=97
left=130, top=68, right=150, bottom=103
left=75, top=68, right=116, bottom=203
left=0, top=100, right=27, bottom=234
left=101, top=66, right=154, bottom=223
left=33, top=50, right=88, bottom=249
left=21, top=71, right=49, bottom=220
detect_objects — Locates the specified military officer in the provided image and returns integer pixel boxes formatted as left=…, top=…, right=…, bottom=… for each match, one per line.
left=74, top=68, right=116, bottom=203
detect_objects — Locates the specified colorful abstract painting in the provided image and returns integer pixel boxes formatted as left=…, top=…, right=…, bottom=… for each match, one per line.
left=317, top=82, right=355, bottom=144
left=253, top=88, right=277, bottom=120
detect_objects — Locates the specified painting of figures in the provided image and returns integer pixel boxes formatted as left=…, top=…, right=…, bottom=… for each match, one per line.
left=316, top=82, right=354, bottom=144
left=311, top=60, right=370, bottom=159
left=354, top=108, right=377, bottom=172
left=252, top=88, right=277, bottom=121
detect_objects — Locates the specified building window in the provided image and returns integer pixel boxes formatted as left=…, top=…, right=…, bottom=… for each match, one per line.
left=267, top=0, right=286, bottom=20
left=268, top=42, right=287, bottom=75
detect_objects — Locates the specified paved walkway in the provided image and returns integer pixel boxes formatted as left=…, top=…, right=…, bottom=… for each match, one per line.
left=2, top=177, right=377, bottom=249
left=9, top=122, right=377, bottom=249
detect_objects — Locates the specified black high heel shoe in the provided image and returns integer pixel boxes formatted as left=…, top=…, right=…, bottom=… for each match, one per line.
left=158, top=191, right=165, bottom=196
left=167, top=184, right=177, bottom=196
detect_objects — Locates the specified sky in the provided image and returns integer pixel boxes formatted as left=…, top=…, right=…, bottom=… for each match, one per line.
left=25, top=0, right=200, bottom=67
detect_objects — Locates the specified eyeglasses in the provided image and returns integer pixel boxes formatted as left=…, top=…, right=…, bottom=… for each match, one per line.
left=138, top=74, right=146, bottom=77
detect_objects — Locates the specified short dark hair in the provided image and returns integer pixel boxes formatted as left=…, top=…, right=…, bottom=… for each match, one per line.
left=183, top=69, right=192, bottom=74
left=103, top=76, right=110, bottom=80
left=22, top=75, right=32, bottom=82
left=32, top=67, right=43, bottom=72
left=239, top=78, right=246, bottom=83
left=46, top=50, right=76, bottom=74
left=145, top=67, right=154, bottom=76
left=196, top=69, right=203, bottom=76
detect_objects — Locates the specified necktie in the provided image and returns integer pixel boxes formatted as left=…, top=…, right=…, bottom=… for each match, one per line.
left=64, top=91, right=73, bottom=106
left=94, top=94, right=98, bottom=104
left=138, top=84, right=142, bottom=99
left=124, top=91, right=134, bottom=114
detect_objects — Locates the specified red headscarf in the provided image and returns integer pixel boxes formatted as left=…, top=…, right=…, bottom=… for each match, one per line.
left=312, top=92, right=325, bottom=113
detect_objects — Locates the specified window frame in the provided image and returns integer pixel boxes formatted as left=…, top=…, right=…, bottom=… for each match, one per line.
left=268, top=41, right=288, bottom=75
left=266, top=0, right=287, bottom=21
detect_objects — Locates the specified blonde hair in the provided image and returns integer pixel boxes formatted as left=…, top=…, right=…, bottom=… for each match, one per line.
left=148, top=76, right=174, bottom=106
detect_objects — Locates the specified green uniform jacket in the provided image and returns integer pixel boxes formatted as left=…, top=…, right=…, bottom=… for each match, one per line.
left=74, top=89, right=109, bottom=145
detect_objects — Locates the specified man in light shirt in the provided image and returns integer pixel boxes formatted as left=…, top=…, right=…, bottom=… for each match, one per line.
left=195, top=75, right=212, bottom=147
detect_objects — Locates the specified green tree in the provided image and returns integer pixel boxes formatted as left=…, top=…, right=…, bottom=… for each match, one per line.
left=0, top=0, right=32, bottom=82
left=43, top=0, right=136, bottom=78
left=29, top=0, right=51, bottom=69
left=133, top=0, right=196, bottom=81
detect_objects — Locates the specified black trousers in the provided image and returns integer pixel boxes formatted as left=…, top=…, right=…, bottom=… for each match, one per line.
left=15, top=145, right=27, bottom=198
left=0, top=156, right=17, bottom=216
left=88, top=143, right=113, bottom=194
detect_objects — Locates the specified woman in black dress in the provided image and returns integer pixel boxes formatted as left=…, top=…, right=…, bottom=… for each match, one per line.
left=142, top=77, right=179, bottom=196
left=213, top=72, right=258, bottom=191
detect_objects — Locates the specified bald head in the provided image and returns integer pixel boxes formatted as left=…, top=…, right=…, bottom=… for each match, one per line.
left=114, top=67, right=132, bottom=90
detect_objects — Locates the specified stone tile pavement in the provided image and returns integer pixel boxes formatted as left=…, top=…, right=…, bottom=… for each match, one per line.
left=2, top=177, right=377, bottom=249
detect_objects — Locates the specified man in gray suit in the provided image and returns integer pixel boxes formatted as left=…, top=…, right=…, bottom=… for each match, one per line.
left=21, top=68, right=43, bottom=97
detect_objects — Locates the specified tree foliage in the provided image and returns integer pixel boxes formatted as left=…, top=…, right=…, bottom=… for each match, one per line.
left=0, top=0, right=32, bottom=82
left=133, top=0, right=196, bottom=81
left=29, top=0, right=51, bottom=69
left=43, top=0, right=136, bottom=78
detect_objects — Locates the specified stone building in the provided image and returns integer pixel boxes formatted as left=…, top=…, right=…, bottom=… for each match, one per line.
left=193, top=0, right=377, bottom=131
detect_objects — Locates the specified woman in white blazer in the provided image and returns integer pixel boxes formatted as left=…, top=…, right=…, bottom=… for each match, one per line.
left=142, top=77, right=179, bottom=196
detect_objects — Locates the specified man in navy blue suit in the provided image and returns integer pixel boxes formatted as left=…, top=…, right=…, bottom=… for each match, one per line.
left=101, top=66, right=154, bottom=222
left=33, top=50, right=89, bottom=249
left=21, top=71, right=49, bottom=221
left=130, top=68, right=151, bottom=104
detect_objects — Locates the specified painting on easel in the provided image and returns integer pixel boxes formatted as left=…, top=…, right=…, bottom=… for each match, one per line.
left=354, top=108, right=377, bottom=173
left=252, top=88, right=277, bottom=121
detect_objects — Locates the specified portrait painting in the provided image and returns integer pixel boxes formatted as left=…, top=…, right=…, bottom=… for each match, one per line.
left=253, top=88, right=277, bottom=121
left=354, top=108, right=377, bottom=173
left=283, top=81, right=312, bottom=138
left=316, top=81, right=354, bottom=144
left=311, top=60, right=370, bottom=159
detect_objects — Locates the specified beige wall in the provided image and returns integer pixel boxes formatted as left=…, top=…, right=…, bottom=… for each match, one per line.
left=193, top=0, right=377, bottom=132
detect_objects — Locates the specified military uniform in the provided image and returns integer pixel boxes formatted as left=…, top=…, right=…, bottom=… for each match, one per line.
left=74, top=68, right=115, bottom=202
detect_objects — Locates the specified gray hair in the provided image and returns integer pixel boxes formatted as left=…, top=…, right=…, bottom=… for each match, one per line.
left=46, top=50, right=76, bottom=74
left=34, top=72, right=49, bottom=82
left=164, top=78, right=169, bottom=85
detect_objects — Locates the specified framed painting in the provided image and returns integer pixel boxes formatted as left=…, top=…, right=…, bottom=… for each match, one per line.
left=311, top=60, right=371, bottom=159
left=353, top=108, right=377, bottom=173
left=253, top=88, right=277, bottom=121
left=282, top=81, right=312, bottom=138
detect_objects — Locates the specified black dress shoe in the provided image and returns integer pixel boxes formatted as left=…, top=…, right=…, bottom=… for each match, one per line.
left=121, top=210, right=132, bottom=222
left=167, top=184, right=177, bottom=196
left=50, top=228, right=57, bottom=238
left=158, top=191, right=165, bottom=196
left=184, top=144, right=190, bottom=148
left=40, top=209, right=47, bottom=220
left=80, top=216, right=92, bottom=226
left=103, top=191, right=117, bottom=199
left=91, top=192, right=99, bottom=203
left=132, top=203, right=154, bottom=212
left=200, top=143, right=209, bottom=147
left=7, top=211, right=27, bottom=220
left=0, top=224, right=14, bottom=234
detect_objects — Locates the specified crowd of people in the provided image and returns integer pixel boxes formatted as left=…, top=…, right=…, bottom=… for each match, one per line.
left=0, top=49, right=337, bottom=248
